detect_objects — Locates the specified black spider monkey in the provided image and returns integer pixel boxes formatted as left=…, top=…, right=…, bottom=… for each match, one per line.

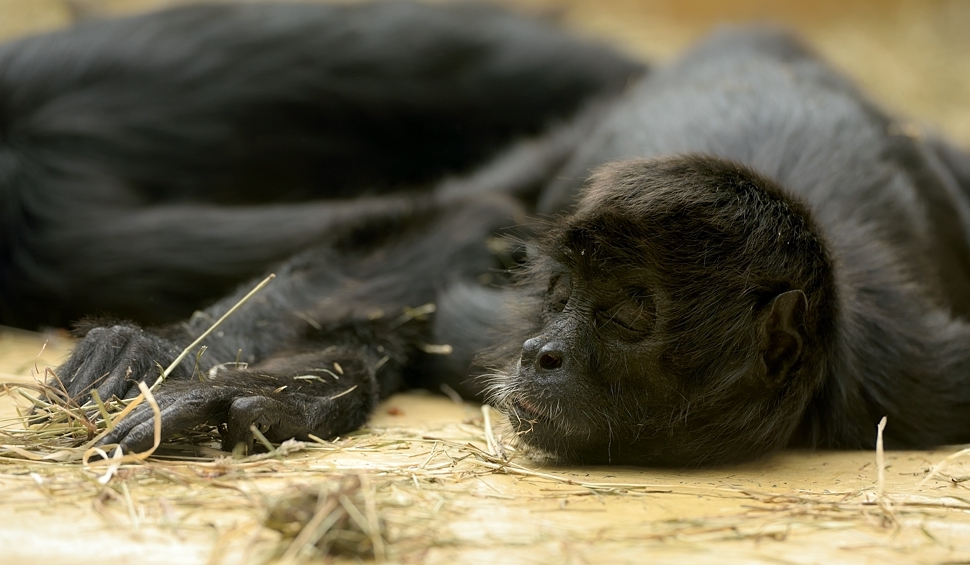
left=3, top=2, right=970, bottom=467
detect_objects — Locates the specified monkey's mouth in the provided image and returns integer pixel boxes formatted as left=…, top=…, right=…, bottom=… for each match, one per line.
left=510, top=397, right=547, bottom=422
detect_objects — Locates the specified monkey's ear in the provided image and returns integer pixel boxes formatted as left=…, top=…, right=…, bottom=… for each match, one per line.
left=759, top=289, right=807, bottom=382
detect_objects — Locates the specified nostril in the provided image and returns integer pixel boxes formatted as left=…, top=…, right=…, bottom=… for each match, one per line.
left=537, top=351, right=563, bottom=371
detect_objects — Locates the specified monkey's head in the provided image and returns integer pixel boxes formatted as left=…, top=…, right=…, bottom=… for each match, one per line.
left=487, top=155, right=837, bottom=466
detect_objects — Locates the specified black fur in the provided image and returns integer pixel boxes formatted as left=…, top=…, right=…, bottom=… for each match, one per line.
left=84, top=192, right=526, bottom=453
left=486, top=29, right=970, bottom=465
left=3, top=3, right=970, bottom=466
left=0, top=0, right=640, bottom=328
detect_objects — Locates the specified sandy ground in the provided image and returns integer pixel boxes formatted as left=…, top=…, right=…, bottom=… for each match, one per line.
left=2, top=0, right=970, bottom=564
left=3, top=324, right=970, bottom=564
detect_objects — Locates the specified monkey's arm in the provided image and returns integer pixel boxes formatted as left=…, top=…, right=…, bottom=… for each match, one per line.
left=54, top=193, right=522, bottom=448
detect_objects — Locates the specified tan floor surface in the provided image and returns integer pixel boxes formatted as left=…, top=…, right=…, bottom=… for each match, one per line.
left=2, top=0, right=970, bottom=563
left=3, top=330, right=970, bottom=564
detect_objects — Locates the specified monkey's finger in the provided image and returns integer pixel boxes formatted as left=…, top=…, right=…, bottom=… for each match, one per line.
left=223, top=396, right=276, bottom=453
left=97, top=393, right=182, bottom=450
left=58, top=324, right=187, bottom=403
left=59, top=328, right=116, bottom=399
left=223, top=395, right=312, bottom=453
left=222, top=393, right=330, bottom=453
left=92, top=346, right=145, bottom=402
left=100, top=386, right=234, bottom=453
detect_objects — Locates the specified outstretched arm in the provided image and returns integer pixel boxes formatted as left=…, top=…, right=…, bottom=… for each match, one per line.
left=54, top=193, right=524, bottom=451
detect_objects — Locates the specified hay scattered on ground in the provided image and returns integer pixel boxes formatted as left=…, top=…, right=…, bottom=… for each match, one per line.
left=1, top=320, right=970, bottom=562
left=4, top=376, right=970, bottom=563
left=265, top=475, right=386, bottom=562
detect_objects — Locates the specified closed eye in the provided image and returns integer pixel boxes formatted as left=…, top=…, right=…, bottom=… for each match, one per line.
left=597, top=299, right=653, bottom=335
left=547, top=273, right=572, bottom=313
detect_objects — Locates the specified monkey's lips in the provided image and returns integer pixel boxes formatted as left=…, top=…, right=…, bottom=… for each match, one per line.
left=510, top=397, right=547, bottom=422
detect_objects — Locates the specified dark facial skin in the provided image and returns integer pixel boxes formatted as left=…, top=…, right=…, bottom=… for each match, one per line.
left=487, top=157, right=837, bottom=466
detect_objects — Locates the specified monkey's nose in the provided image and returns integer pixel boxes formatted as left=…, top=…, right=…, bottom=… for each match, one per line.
left=522, top=336, right=542, bottom=359
left=522, top=337, right=565, bottom=373
left=537, top=346, right=563, bottom=371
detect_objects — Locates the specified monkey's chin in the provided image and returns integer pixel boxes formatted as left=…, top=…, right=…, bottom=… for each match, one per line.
left=486, top=374, right=598, bottom=462
left=499, top=398, right=594, bottom=463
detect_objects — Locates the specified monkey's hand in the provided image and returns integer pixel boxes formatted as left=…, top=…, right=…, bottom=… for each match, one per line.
left=97, top=357, right=380, bottom=455
left=96, top=382, right=235, bottom=453
left=53, top=322, right=190, bottom=405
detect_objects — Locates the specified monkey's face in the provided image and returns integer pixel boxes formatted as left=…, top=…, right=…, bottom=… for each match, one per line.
left=490, top=255, right=773, bottom=466
left=490, top=250, right=816, bottom=466
left=486, top=157, right=833, bottom=467
left=491, top=259, right=676, bottom=464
